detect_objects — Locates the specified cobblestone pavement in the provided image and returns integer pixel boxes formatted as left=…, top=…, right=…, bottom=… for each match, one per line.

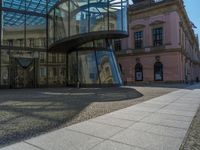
left=180, top=105, right=200, bottom=150
left=0, top=84, right=188, bottom=147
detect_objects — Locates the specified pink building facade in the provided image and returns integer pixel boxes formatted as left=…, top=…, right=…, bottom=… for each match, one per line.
left=117, top=0, right=200, bottom=83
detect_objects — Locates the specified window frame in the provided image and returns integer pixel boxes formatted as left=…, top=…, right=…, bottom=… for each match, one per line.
left=134, top=30, right=143, bottom=49
left=152, top=27, right=163, bottom=47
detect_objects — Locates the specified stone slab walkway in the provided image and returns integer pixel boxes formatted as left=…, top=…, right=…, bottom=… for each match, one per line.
left=1, top=84, right=200, bottom=150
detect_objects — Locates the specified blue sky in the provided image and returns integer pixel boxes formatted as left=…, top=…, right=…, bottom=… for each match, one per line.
left=184, top=0, right=200, bottom=43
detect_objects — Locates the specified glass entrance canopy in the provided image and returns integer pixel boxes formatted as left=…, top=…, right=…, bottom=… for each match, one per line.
left=48, top=0, right=128, bottom=51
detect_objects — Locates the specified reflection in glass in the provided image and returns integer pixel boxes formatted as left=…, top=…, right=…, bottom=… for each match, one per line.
left=68, top=51, right=78, bottom=84
left=109, top=0, right=122, bottom=31
left=90, top=0, right=108, bottom=32
left=122, top=0, right=128, bottom=32
left=68, top=47, right=122, bottom=85
left=78, top=51, right=99, bottom=84
left=96, top=50, right=121, bottom=84
left=39, top=52, right=47, bottom=86
left=70, top=0, right=89, bottom=36
left=2, top=11, right=25, bottom=47
left=1, top=50, right=9, bottom=86
left=49, top=0, right=128, bottom=44
left=49, top=10, right=55, bottom=45
left=48, top=53, right=66, bottom=86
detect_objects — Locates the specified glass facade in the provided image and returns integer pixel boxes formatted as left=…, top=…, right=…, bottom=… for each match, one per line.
left=68, top=48, right=122, bottom=85
left=0, top=0, right=128, bottom=88
left=49, top=0, right=128, bottom=45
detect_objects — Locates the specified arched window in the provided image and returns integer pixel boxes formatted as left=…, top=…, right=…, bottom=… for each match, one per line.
left=154, top=62, right=163, bottom=81
left=135, top=63, right=143, bottom=81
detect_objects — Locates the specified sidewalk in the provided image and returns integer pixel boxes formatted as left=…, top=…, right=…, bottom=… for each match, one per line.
left=1, top=84, right=200, bottom=150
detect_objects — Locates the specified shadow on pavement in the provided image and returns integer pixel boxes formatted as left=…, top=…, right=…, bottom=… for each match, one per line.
left=0, top=87, right=142, bottom=147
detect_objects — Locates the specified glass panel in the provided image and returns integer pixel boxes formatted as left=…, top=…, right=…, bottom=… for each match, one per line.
left=26, top=15, right=46, bottom=48
left=48, top=52, right=66, bottom=86
left=109, top=0, right=122, bottom=31
left=3, top=0, right=26, bottom=10
left=48, top=10, right=55, bottom=45
left=96, top=50, right=121, bottom=84
left=2, top=11, right=25, bottom=47
left=55, top=2, right=69, bottom=41
left=1, top=49, right=10, bottom=86
left=122, top=0, right=128, bottom=32
left=68, top=51, right=78, bottom=84
left=70, top=0, right=89, bottom=36
left=78, top=51, right=99, bottom=84
left=109, top=50, right=123, bottom=84
left=39, top=52, right=47, bottom=86
left=3, top=0, right=57, bottom=14
left=90, top=0, right=108, bottom=32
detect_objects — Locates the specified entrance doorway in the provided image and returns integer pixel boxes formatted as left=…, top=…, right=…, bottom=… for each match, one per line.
left=10, top=58, right=36, bottom=88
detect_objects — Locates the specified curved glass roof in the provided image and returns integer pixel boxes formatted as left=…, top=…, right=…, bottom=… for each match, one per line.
left=3, top=0, right=58, bottom=26
left=3, top=0, right=58, bottom=14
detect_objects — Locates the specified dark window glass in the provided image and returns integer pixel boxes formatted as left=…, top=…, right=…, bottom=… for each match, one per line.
left=134, top=31, right=143, bottom=49
left=154, top=62, right=163, bottom=81
left=135, top=63, right=143, bottom=81
left=53, top=68, right=57, bottom=76
left=152, top=27, right=163, bottom=46
left=114, top=40, right=121, bottom=51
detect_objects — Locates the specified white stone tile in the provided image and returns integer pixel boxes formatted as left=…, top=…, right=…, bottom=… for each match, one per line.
left=26, top=129, right=103, bottom=150
left=111, top=129, right=182, bottom=150
left=158, top=109, right=196, bottom=117
left=146, top=113, right=193, bottom=122
left=164, top=105, right=197, bottom=112
left=135, top=103, right=166, bottom=109
left=68, top=121, right=122, bottom=139
left=0, top=142, right=40, bottom=150
left=91, top=140, right=144, bottom=150
left=107, top=110, right=150, bottom=121
left=127, top=106, right=160, bottom=113
left=141, top=116, right=191, bottom=129
left=91, top=115, right=135, bottom=128
left=129, top=122, right=187, bottom=138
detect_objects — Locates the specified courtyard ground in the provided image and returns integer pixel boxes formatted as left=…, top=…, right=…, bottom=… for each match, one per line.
left=0, top=83, right=194, bottom=148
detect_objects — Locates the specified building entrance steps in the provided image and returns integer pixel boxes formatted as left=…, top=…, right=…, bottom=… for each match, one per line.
left=1, top=84, right=200, bottom=150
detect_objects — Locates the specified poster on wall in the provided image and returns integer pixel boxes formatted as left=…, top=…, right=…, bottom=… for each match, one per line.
left=155, top=73, right=162, bottom=80
left=136, top=72, right=143, bottom=81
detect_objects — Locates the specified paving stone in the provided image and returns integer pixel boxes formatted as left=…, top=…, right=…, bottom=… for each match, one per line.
left=129, top=122, right=187, bottom=138
left=26, top=128, right=103, bottom=150
left=90, top=140, right=144, bottom=150
left=158, top=109, right=196, bottom=117
left=111, top=129, right=182, bottom=150
left=91, top=115, right=135, bottom=128
left=67, top=121, right=123, bottom=139
left=107, top=110, right=150, bottom=121
left=145, top=113, right=193, bottom=122
left=168, top=103, right=199, bottom=110
left=164, top=105, right=197, bottom=112
left=135, top=103, right=166, bottom=109
left=0, top=142, right=40, bottom=150
left=126, top=105, right=160, bottom=113
left=175, top=99, right=200, bottom=105
left=141, top=116, right=191, bottom=129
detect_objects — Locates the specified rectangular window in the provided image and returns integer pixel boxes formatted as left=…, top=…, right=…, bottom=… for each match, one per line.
left=152, top=27, right=163, bottom=46
left=134, top=31, right=143, bottom=49
left=53, top=68, right=57, bottom=76
left=114, top=40, right=121, bottom=51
